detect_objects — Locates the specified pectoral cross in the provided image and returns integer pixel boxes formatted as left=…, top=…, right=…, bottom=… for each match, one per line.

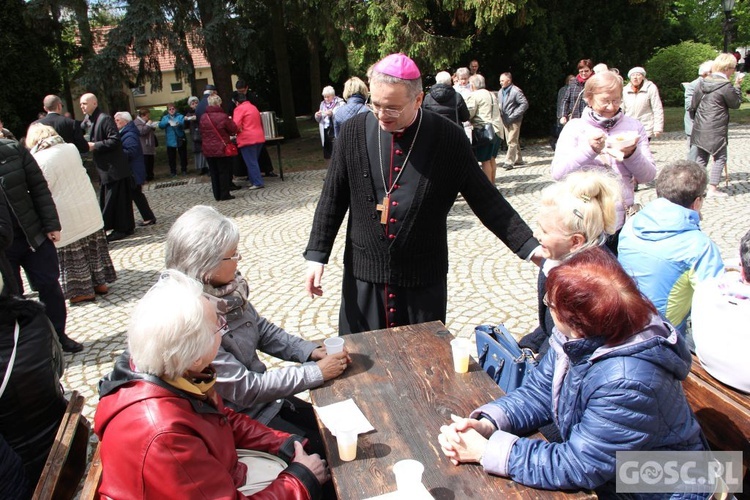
left=376, top=196, right=390, bottom=225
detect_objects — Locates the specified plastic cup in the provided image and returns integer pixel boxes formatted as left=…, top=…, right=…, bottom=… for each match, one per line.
left=335, top=425, right=358, bottom=462
left=450, top=338, right=470, bottom=373
left=324, top=337, right=345, bottom=355
left=393, top=459, right=425, bottom=492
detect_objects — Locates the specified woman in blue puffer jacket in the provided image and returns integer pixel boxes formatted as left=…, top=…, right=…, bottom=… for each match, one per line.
left=439, top=247, right=708, bottom=498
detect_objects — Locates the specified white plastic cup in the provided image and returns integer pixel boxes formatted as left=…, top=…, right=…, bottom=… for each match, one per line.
left=450, top=338, right=470, bottom=373
left=324, top=337, right=345, bottom=355
left=392, top=459, right=425, bottom=492
left=336, top=425, right=358, bottom=462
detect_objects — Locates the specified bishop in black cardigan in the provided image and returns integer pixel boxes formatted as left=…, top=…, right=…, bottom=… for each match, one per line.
left=304, top=60, right=538, bottom=335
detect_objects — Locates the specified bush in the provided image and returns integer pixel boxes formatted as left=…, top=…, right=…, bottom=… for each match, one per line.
left=646, top=41, right=717, bottom=106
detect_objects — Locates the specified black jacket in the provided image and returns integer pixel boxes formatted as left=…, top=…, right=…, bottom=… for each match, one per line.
left=86, top=108, right=131, bottom=184
left=689, top=75, right=742, bottom=155
left=0, top=295, right=66, bottom=490
left=0, top=140, right=60, bottom=250
left=422, top=84, right=470, bottom=125
left=304, top=109, right=537, bottom=287
left=0, top=187, right=16, bottom=296
left=37, top=112, right=88, bottom=154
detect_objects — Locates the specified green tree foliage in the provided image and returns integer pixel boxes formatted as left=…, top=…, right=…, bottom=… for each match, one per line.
left=0, top=0, right=61, bottom=136
left=646, top=41, right=718, bottom=106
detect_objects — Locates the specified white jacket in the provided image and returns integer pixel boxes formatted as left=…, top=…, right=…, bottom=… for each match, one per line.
left=32, top=143, right=104, bottom=247
left=622, top=79, right=664, bottom=138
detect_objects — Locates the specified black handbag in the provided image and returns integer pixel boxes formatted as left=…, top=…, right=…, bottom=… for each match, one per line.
left=472, top=124, right=494, bottom=146
left=475, top=324, right=537, bottom=394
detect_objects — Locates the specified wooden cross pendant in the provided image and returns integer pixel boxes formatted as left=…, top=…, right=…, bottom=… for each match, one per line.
left=376, top=195, right=390, bottom=224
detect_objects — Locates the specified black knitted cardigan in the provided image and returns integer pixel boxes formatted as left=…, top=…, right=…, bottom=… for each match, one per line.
left=304, top=109, right=537, bottom=288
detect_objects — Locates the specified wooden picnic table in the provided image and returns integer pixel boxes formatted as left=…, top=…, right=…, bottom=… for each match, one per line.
left=309, top=321, right=594, bottom=499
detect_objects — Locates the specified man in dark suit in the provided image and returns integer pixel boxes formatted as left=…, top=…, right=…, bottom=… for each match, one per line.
left=79, top=93, right=134, bottom=242
left=38, top=95, right=88, bottom=154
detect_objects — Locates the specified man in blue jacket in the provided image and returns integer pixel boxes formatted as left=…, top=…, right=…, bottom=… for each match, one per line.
left=618, top=160, right=724, bottom=350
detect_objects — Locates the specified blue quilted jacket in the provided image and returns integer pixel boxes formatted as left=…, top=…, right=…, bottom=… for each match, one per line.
left=473, top=315, right=707, bottom=497
left=333, top=94, right=369, bottom=137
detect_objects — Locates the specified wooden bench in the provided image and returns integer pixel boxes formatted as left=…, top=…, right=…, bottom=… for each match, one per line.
left=32, top=391, right=90, bottom=500
left=78, top=442, right=102, bottom=500
left=682, top=355, right=750, bottom=488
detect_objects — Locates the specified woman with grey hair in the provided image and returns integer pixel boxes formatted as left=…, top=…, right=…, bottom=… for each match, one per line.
left=94, top=269, right=328, bottom=498
left=165, top=205, right=350, bottom=458
left=314, top=86, right=343, bottom=159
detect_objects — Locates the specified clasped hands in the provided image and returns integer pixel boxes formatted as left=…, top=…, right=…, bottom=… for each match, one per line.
left=438, top=414, right=494, bottom=465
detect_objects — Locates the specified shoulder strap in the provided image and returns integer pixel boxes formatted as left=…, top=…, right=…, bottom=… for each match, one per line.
left=205, top=114, right=229, bottom=146
left=0, top=322, right=20, bottom=399
left=568, top=89, right=584, bottom=120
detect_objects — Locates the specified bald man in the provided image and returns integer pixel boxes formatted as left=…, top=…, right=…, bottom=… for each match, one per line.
left=79, top=93, right=134, bottom=241
left=37, top=95, right=88, bottom=153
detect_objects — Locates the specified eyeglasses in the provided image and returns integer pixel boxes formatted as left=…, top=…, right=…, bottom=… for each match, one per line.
left=215, top=315, right=229, bottom=337
left=367, top=102, right=409, bottom=118
left=222, top=250, right=242, bottom=261
left=593, top=96, right=622, bottom=107
left=168, top=107, right=176, bottom=110
left=542, top=293, right=555, bottom=309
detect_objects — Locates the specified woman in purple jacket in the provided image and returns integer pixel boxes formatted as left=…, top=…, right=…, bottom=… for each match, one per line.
left=551, top=70, right=656, bottom=253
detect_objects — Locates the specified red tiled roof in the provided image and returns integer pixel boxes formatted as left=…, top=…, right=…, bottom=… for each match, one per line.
left=92, top=26, right=210, bottom=72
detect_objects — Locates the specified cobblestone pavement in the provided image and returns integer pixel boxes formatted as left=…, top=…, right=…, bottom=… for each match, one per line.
left=60, top=126, right=750, bottom=423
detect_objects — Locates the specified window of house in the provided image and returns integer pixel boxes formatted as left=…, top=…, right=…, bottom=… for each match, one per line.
left=171, top=82, right=184, bottom=93
left=131, top=86, right=146, bottom=97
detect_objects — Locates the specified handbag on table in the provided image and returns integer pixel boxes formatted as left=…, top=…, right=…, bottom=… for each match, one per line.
left=475, top=324, right=537, bottom=394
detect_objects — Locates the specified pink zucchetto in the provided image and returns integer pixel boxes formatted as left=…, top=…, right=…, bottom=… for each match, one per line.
left=372, top=53, right=421, bottom=79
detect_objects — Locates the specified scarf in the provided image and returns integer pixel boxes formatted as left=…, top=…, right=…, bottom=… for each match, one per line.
left=576, top=74, right=589, bottom=84
left=630, top=82, right=643, bottom=94
left=588, top=108, right=623, bottom=130
left=30, top=134, right=65, bottom=155
left=162, top=365, right=220, bottom=406
left=202, top=272, right=250, bottom=322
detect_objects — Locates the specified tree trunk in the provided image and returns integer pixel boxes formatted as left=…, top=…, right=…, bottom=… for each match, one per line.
left=307, top=31, right=321, bottom=115
left=196, top=0, right=234, bottom=107
left=267, top=1, right=300, bottom=139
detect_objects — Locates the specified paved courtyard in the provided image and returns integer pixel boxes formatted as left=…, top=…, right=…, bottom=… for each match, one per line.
left=59, top=126, right=750, bottom=424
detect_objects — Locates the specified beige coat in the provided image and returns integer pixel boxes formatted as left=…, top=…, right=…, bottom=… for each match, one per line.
left=465, top=88, right=502, bottom=135
left=622, top=80, right=664, bottom=138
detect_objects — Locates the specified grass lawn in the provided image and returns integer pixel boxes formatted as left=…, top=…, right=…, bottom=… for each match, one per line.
left=146, top=105, right=750, bottom=180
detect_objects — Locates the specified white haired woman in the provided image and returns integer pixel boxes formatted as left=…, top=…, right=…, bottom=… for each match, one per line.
left=314, top=86, right=343, bottom=159
left=94, top=270, right=328, bottom=498
left=200, top=94, right=238, bottom=201
left=165, top=205, right=350, bottom=460
left=25, top=123, right=116, bottom=305
left=622, top=66, right=664, bottom=140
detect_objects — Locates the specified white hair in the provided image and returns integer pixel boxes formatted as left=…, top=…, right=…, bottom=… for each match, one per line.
left=698, top=60, right=714, bottom=76
left=128, top=270, right=215, bottom=379
left=114, top=111, right=133, bottom=122
left=469, top=74, right=486, bottom=89
left=165, top=205, right=240, bottom=283
left=321, top=86, right=335, bottom=97
left=435, top=71, right=452, bottom=85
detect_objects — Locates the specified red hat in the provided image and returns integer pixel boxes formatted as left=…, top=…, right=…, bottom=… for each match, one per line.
left=373, top=53, right=421, bottom=79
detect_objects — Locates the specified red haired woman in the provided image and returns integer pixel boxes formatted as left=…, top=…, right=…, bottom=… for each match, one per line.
left=439, top=247, right=707, bottom=496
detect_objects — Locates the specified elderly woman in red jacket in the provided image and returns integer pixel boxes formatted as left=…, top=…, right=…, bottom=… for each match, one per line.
left=94, top=269, right=329, bottom=499
left=233, top=94, right=266, bottom=190
left=200, top=95, right=239, bottom=201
